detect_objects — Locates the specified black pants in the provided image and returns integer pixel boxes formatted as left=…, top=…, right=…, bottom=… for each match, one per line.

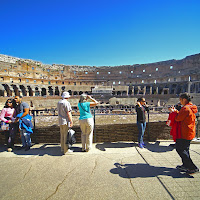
left=176, top=139, right=198, bottom=170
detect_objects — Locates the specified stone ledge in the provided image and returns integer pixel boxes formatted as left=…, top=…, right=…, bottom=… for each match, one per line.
left=0, top=122, right=172, bottom=144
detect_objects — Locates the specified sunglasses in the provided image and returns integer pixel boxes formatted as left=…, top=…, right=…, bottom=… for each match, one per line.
left=7, top=102, right=12, bottom=104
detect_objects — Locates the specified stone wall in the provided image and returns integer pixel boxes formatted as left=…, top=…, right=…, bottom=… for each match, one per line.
left=0, top=122, right=174, bottom=144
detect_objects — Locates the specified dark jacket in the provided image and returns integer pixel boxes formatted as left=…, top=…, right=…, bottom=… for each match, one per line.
left=135, top=105, right=149, bottom=123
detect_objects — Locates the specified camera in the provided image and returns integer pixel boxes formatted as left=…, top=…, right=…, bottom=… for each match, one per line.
left=175, top=103, right=182, bottom=111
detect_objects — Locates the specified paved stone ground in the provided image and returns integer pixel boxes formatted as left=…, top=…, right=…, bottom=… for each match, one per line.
left=0, top=141, right=200, bottom=200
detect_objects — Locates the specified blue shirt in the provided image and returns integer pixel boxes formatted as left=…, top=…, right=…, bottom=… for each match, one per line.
left=78, top=102, right=93, bottom=120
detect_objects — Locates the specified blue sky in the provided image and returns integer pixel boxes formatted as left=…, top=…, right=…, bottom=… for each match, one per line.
left=0, top=0, right=200, bottom=66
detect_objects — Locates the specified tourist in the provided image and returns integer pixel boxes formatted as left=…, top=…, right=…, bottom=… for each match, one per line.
left=57, top=91, right=73, bottom=154
left=135, top=97, right=149, bottom=148
left=167, top=102, right=182, bottom=148
left=14, top=96, right=33, bottom=151
left=0, top=99, right=16, bottom=152
left=78, top=94, right=98, bottom=152
left=170, top=93, right=199, bottom=174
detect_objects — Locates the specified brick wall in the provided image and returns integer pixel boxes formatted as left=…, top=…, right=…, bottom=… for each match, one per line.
left=0, top=122, right=174, bottom=144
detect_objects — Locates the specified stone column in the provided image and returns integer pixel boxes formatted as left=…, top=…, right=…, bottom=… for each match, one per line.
left=150, top=86, right=153, bottom=95
left=188, top=81, right=192, bottom=93
left=31, top=89, right=35, bottom=96
left=156, top=87, right=159, bottom=94
left=157, top=99, right=160, bottom=107
left=9, top=88, right=14, bottom=97
left=138, top=86, right=141, bottom=95
left=25, top=87, right=29, bottom=97
left=4, top=90, right=6, bottom=97
left=18, top=89, right=22, bottom=97
left=143, top=86, right=146, bottom=95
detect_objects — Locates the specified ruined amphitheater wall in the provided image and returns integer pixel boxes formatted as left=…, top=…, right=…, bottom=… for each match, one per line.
left=0, top=54, right=200, bottom=99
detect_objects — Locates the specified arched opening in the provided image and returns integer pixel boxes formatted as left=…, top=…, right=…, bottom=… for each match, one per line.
left=171, top=84, right=177, bottom=94
left=158, top=88, right=163, bottom=95
left=55, top=87, right=59, bottom=96
left=117, top=91, right=121, bottom=96
left=146, top=86, right=151, bottom=95
left=28, top=86, right=33, bottom=96
left=48, top=86, right=53, bottom=96
left=12, top=85, right=20, bottom=96
left=41, top=88, right=46, bottom=96
left=68, top=90, right=72, bottom=95
left=128, top=85, right=133, bottom=95
left=134, top=87, right=138, bottom=95
left=122, top=91, right=127, bottom=96
left=20, top=85, right=27, bottom=96
left=35, top=87, right=40, bottom=96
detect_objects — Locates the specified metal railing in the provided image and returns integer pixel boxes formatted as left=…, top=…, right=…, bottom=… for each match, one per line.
left=30, top=107, right=199, bottom=143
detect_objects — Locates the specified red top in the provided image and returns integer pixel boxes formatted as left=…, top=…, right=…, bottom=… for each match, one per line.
left=166, top=112, right=181, bottom=142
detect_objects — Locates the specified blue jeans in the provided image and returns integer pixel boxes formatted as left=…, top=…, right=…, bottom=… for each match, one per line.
left=20, top=129, right=31, bottom=147
left=137, top=122, right=146, bottom=144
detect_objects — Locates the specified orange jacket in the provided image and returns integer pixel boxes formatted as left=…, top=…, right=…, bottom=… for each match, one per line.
left=175, top=103, right=198, bottom=140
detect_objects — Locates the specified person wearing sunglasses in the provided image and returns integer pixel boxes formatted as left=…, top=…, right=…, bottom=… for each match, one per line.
left=0, top=99, right=16, bottom=152
left=135, top=97, right=149, bottom=148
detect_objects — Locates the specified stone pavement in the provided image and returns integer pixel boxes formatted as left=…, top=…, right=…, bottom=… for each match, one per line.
left=0, top=141, right=200, bottom=200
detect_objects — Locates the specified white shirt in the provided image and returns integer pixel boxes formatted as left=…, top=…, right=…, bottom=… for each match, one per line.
left=57, top=99, right=72, bottom=125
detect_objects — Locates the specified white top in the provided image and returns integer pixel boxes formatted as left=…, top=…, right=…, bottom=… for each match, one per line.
left=57, top=99, right=72, bottom=125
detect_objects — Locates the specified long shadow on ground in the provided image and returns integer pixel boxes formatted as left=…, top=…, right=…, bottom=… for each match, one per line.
left=0, top=144, right=82, bottom=156
left=110, top=163, right=194, bottom=179
left=96, top=142, right=137, bottom=151
left=144, top=141, right=175, bottom=153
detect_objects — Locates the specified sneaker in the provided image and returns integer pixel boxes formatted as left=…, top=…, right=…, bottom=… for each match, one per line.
left=17, top=146, right=26, bottom=150
left=142, top=143, right=146, bottom=147
left=25, top=146, right=30, bottom=151
left=176, top=165, right=188, bottom=172
left=138, top=143, right=144, bottom=149
left=66, top=149, right=73, bottom=153
left=186, top=168, right=199, bottom=174
left=169, top=144, right=176, bottom=147
left=7, top=148, right=13, bottom=152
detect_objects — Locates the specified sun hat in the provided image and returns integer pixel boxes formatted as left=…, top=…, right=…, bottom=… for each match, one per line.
left=61, top=91, right=71, bottom=98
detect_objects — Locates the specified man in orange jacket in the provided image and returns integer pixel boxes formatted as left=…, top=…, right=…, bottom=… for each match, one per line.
left=169, top=93, right=199, bottom=174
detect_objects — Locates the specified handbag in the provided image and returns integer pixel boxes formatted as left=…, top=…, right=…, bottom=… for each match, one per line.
left=0, top=121, right=9, bottom=131
left=66, top=128, right=76, bottom=148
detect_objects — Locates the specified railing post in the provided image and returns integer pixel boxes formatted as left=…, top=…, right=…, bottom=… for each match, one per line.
left=32, top=110, right=38, bottom=144
left=93, top=108, right=96, bottom=143
left=147, top=110, right=150, bottom=141
left=196, top=113, right=199, bottom=138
